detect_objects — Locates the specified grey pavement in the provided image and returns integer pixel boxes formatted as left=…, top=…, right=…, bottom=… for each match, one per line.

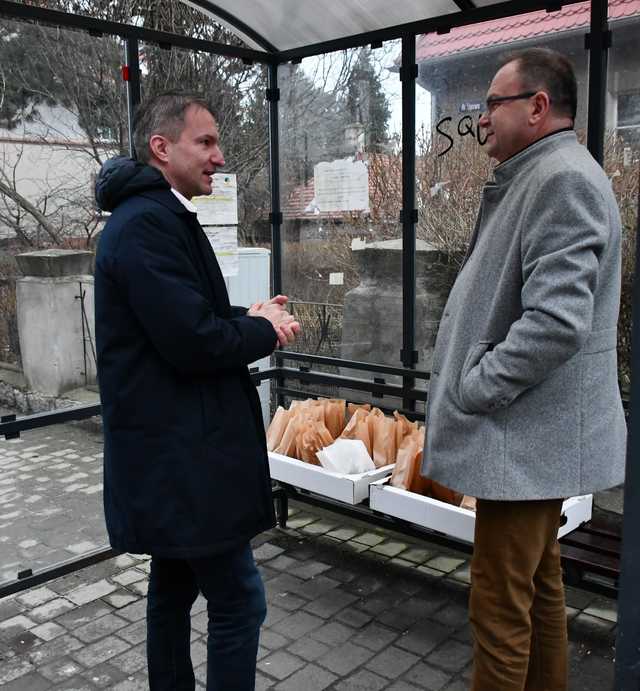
left=0, top=415, right=619, bottom=690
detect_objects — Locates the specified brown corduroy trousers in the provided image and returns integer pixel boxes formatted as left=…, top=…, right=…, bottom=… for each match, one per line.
left=469, top=498, right=568, bottom=691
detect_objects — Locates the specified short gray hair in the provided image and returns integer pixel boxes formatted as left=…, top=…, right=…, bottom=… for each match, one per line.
left=132, top=91, right=214, bottom=164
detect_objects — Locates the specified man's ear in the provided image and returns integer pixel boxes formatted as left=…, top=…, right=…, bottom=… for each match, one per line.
left=149, top=134, right=171, bottom=164
left=529, top=91, right=551, bottom=125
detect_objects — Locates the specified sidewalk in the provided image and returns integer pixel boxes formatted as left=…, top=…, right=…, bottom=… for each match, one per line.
left=0, top=501, right=617, bottom=690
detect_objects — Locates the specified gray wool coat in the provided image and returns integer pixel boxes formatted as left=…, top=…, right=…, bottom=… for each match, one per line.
left=422, top=131, right=626, bottom=500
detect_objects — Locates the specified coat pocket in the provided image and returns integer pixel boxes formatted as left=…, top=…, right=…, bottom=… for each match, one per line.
left=458, top=340, right=493, bottom=410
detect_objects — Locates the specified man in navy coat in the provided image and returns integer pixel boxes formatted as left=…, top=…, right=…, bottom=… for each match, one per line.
left=94, top=91, right=299, bottom=691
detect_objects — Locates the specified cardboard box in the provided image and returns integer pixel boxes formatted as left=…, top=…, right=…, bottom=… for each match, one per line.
left=268, top=451, right=394, bottom=504
left=369, top=478, right=593, bottom=543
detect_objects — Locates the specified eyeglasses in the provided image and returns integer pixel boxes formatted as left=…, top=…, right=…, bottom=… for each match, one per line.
left=484, top=91, right=537, bottom=114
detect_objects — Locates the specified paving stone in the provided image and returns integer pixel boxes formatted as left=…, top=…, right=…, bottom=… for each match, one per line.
left=398, top=547, right=434, bottom=564
left=127, top=580, right=148, bottom=597
left=31, top=621, right=66, bottom=642
left=111, top=569, right=146, bottom=587
left=103, top=590, right=139, bottom=610
left=425, top=556, right=467, bottom=574
left=286, top=636, right=330, bottom=662
left=288, top=561, right=333, bottom=580
left=110, top=643, right=147, bottom=675
left=427, top=640, right=474, bottom=673
left=69, top=634, right=131, bottom=667
left=365, top=645, right=421, bottom=679
left=403, top=661, right=454, bottom=690
left=303, top=589, right=359, bottom=618
left=351, top=532, right=386, bottom=547
left=108, top=675, right=149, bottom=691
left=28, top=633, right=84, bottom=665
left=273, top=662, right=336, bottom=690
left=255, top=671, right=275, bottom=690
left=285, top=515, right=315, bottom=530
left=271, top=610, right=324, bottom=639
left=583, top=598, right=618, bottom=623
left=430, top=602, right=468, bottom=630
left=266, top=555, right=301, bottom=572
left=300, top=521, right=337, bottom=536
left=55, top=600, right=114, bottom=631
left=370, top=541, right=410, bottom=558
left=0, top=671, right=51, bottom=691
left=352, top=622, right=399, bottom=652
left=396, top=620, right=455, bottom=656
left=309, top=621, right=355, bottom=646
left=287, top=575, right=341, bottom=601
left=263, top=604, right=289, bottom=628
left=442, top=680, right=469, bottom=691
left=417, top=565, right=447, bottom=579
left=29, top=597, right=76, bottom=623
left=0, top=614, right=36, bottom=638
left=81, top=661, right=129, bottom=688
left=74, top=612, right=129, bottom=643
left=0, top=657, right=34, bottom=684
left=15, top=586, right=59, bottom=609
left=66, top=579, right=117, bottom=606
left=565, top=586, right=597, bottom=610
left=261, top=630, right=290, bottom=650
left=385, top=682, right=423, bottom=691
left=258, top=649, right=306, bottom=680
left=376, top=595, right=445, bottom=630
left=335, top=606, right=374, bottom=629
left=334, top=668, right=389, bottom=690
left=5, top=629, right=41, bottom=655
left=316, top=640, right=374, bottom=675
left=253, top=543, right=285, bottom=562
left=116, top=600, right=147, bottom=623
left=39, top=655, right=85, bottom=683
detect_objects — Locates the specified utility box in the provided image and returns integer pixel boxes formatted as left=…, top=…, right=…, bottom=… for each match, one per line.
left=225, top=247, right=272, bottom=428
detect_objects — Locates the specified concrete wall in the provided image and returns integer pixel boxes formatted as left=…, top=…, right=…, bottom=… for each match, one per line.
left=15, top=250, right=96, bottom=397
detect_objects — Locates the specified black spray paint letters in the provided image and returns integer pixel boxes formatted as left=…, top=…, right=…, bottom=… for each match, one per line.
left=436, top=115, right=488, bottom=156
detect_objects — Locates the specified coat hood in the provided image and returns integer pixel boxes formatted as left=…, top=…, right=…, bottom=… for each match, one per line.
left=95, top=156, right=170, bottom=212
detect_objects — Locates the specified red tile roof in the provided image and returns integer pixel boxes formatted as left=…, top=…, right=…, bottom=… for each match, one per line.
left=416, top=0, right=640, bottom=60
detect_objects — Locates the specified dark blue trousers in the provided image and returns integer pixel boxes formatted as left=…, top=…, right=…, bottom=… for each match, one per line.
left=146, top=543, right=266, bottom=690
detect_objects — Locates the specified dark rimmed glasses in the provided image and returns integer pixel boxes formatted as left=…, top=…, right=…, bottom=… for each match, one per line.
left=484, top=91, right=537, bottom=114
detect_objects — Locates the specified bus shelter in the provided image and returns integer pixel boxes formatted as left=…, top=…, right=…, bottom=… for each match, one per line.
left=0, top=0, right=638, bottom=686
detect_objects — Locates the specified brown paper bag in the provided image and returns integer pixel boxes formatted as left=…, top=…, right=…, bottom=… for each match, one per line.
left=273, top=414, right=301, bottom=457
left=346, top=402, right=371, bottom=421
left=297, top=419, right=334, bottom=465
left=340, top=408, right=372, bottom=457
left=390, top=430, right=431, bottom=494
left=371, top=413, right=397, bottom=468
left=266, top=406, right=292, bottom=452
left=429, top=480, right=464, bottom=507
left=460, top=495, right=477, bottom=511
left=393, top=411, right=418, bottom=450
left=323, top=399, right=346, bottom=439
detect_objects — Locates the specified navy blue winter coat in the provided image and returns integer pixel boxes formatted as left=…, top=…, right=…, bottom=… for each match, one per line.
left=94, top=157, right=277, bottom=558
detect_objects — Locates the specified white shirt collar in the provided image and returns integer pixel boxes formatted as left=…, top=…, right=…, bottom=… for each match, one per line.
left=171, top=188, right=198, bottom=213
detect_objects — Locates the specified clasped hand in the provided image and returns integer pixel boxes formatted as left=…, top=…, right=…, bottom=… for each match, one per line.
left=247, top=295, right=301, bottom=347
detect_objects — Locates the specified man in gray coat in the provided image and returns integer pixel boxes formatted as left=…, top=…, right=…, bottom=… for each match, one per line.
left=422, top=48, right=626, bottom=690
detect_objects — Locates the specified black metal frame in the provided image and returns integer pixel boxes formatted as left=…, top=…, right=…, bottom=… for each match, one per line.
left=0, top=0, right=638, bottom=684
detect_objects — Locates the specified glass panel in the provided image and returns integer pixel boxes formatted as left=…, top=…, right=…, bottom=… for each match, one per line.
left=139, top=46, right=271, bottom=250
left=279, top=41, right=403, bottom=380
left=0, top=420, right=107, bottom=588
left=0, top=19, right=126, bottom=377
left=606, top=5, right=640, bottom=397
left=414, top=8, right=590, bottom=390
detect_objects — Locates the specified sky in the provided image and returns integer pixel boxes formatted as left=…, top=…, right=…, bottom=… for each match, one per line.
left=300, top=41, right=432, bottom=144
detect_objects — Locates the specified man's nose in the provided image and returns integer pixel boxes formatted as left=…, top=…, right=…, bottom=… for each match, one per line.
left=213, top=148, right=225, bottom=167
left=478, top=112, right=490, bottom=128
